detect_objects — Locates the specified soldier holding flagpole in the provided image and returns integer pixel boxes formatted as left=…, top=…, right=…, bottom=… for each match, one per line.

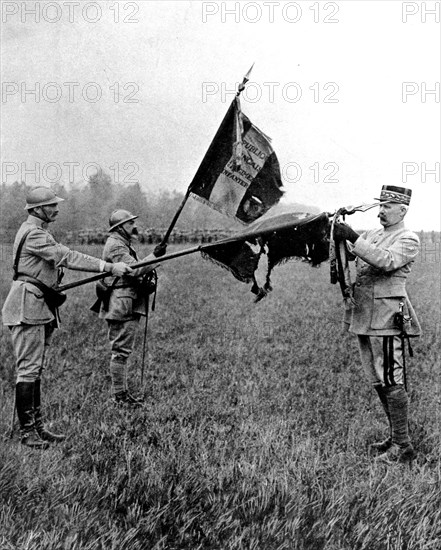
left=2, top=187, right=133, bottom=450
left=91, top=209, right=166, bottom=406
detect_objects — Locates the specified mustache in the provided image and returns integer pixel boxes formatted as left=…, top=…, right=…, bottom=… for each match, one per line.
left=131, top=227, right=139, bottom=235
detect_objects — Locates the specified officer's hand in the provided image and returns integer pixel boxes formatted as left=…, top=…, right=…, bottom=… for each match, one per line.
left=153, top=243, right=167, bottom=257
left=333, top=222, right=359, bottom=243
left=111, top=262, right=133, bottom=277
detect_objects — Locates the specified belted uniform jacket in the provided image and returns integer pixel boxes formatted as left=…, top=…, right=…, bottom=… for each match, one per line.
left=344, top=221, right=421, bottom=337
left=98, top=233, right=157, bottom=321
left=2, top=216, right=105, bottom=326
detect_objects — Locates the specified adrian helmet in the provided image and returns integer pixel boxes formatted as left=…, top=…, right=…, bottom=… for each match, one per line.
left=108, top=209, right=138, bottom=232
left=24, top=187, right=65, bottom=210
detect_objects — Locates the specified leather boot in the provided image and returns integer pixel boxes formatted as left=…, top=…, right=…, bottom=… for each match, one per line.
left=376, top=385, right=415, bottom=464
left=370, top=384, right=392, bottom=453
left=34, top=379, right=66, bottom=442
left=16, top=382, right=49, bottom=450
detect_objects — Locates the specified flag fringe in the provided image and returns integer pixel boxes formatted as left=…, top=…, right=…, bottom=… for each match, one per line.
left=201, top=212, right=331, bottom=302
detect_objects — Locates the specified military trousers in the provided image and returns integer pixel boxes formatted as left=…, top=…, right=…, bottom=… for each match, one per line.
left=357, top=335, right=406, bottom=388
left=9, top=322, right=56, bottom=383
left=107, top=319, right=139, bottom=364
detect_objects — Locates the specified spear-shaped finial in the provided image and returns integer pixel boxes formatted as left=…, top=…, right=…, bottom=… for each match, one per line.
left=237, top=63, right=255, bottom=96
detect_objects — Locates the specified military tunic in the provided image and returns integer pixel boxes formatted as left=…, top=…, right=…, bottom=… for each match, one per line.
left=1, top=215, right=108, bottom=382
left=345, top=221, right=421, bottom=336
left=98, top=232, right=157, bottom=321
left=344, top=221, right=420, bottom=387
left=97, top=233, right=157, bottom=385
left=2, top=216, right=107, bottom=325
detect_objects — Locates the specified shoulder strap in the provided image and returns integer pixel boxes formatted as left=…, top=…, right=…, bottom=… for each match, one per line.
left=13, top=228, right=34, bottom=281
left=128, top=243, right=138, bottom=261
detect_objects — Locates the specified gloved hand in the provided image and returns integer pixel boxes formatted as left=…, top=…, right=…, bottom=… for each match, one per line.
left=110, top=262, right=133, bottom=276
left=153, top=243, right=167, bottom=257
left=333, top=222, right=360, bottom=243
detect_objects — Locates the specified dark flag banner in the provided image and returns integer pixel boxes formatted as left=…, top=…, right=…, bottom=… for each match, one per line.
left=189, top=97, right=284, bottom=224
left=202, top=211, right=331, bottom=301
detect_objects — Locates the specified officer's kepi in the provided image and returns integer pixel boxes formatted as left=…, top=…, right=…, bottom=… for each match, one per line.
left=375, top=185, right=412, bottom=205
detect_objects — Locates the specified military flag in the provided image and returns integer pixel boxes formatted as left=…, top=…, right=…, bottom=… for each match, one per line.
left=189, top=96, right=284, bottom=224
left=157, top=65, right=284, bottom=247
left=203, top=211, right=331, bottom=301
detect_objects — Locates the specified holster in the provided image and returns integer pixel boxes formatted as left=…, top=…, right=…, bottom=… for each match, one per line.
left=90, top=279, right=115, bottom=313
left=393, top=307, right=414, bottom=358
left=133, top=270, right=157, bottom=298
left=90, top=270, right=158, bottom=314
left=16, top=274, right=67, bottom=314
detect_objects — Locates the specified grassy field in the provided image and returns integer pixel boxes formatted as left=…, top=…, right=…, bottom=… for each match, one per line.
left=0, top=243, right=440, bottom=550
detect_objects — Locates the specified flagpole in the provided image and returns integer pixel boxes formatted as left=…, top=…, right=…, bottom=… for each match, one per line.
left=157, top=64, right=255, bottom=248
left=57, top=244, right=203, bottom=292
left=236, top=62, right=254, bottom=96
left=158, top=189, right=191, bottom=246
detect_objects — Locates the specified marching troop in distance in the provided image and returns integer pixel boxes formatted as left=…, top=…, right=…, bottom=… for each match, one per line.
left=66, top=227, right=234, bottom=246
left=2, top=184, right=421, bottom=464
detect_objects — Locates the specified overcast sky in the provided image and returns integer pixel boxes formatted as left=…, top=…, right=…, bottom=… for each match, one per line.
left=1, top=0, right=440, bottom=229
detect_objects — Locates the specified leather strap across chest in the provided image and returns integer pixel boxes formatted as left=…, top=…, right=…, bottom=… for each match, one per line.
left=12, top=229, right=34, bottom=281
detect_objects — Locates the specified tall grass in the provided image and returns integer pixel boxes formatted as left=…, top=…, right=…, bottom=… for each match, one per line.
left=1, top=245, right=440, bottom=549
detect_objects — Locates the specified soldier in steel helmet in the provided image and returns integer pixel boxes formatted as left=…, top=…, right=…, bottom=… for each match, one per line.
left=92, top=209, right=166, bottom=406
left=1, top=187, right=133, bottom=450
left=334, top=185, right=421, bottom=464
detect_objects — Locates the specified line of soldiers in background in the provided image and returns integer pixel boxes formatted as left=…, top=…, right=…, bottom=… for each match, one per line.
left=65, top=227, right=237, bottom=245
